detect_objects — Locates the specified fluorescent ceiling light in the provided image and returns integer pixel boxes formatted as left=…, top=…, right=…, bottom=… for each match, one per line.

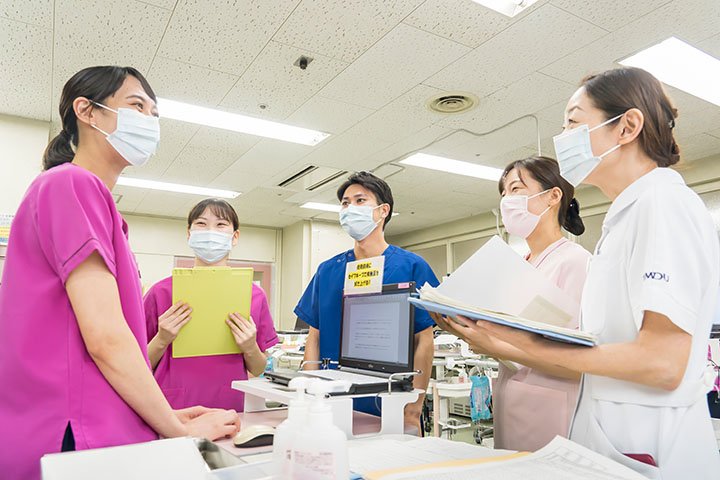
left=301, top=202, right=341, bottom=213
left=116, top=176, right=240, bottom=199
left=301, top=202, right=400, bottom=216
left=400, top=153, right=504, bottom=181
left=619, top=37, right=720, bottom=107
left=157, top=98, right=331, bottom=146
left=471, top=0, right=539, bottom=17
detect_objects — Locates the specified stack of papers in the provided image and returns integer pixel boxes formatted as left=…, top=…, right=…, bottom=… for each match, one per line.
left=411, top=236, right=597, bottom=347
left=357, top=436, right=647, bottom=480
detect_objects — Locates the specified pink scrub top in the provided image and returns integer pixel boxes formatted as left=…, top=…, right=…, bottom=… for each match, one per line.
left=492, top=237, right=591, bottom=451
left=144, top=277, right=279, bottom=411
left=0, top=164, right=157, bottom=480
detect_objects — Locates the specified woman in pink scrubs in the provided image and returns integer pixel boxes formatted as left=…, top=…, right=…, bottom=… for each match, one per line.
left=0, top=66, right=240, bottom=480
left=435, top=155, right=591, bottom=451
left=144, top=198, right=279, bottom=411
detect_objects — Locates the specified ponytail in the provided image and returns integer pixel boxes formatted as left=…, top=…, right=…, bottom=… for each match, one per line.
left=42, top=130, right=75, bottom=170
left=563, top=198, right=585, bottom=236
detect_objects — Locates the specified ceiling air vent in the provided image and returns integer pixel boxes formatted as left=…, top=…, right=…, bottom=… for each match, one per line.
left=277, top=165, right=348, bottom=192
left=427, top=92, right=478, bottom=114
left=277, top=165, right=318, bottom=188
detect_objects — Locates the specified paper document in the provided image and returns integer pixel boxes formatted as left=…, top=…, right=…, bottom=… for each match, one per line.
left=414, top=235, right=596, bottom=346
left=172, top=267, right=253, bottom=358
left=364, top=436, right=649, bottom=480
left=438, top=236, right=577, bottom=327
left=348, top=437, right=514, bottom=474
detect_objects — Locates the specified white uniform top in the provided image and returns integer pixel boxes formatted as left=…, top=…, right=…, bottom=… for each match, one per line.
left=570, top=168, right=720, bottom=479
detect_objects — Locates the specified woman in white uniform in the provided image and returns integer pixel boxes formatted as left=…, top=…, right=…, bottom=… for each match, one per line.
left=459, top=66, right=720, bottom=479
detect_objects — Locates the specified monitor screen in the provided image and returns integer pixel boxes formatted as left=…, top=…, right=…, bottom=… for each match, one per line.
left=340, top=286, right=414, bottom=373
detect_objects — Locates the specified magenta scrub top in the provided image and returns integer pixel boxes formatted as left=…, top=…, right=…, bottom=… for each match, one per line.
left=0, top=164, right=157, bottom=480
left=144, top=277, right=279, bottom=411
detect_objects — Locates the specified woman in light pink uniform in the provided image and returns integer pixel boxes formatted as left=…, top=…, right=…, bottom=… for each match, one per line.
left=435, top=155, right=590, bottom=451
left=144, top=198, right=279, bottom=411
left=0, top=66, right=240, bottom=480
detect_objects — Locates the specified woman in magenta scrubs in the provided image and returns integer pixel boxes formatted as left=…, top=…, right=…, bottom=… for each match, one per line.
left=144, top=198, right=279, bottom=411
left=0, top=66, right=240, bottom=480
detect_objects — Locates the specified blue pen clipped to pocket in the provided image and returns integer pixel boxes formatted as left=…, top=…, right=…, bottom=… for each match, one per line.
left=470, top=375, right=492, bottom=422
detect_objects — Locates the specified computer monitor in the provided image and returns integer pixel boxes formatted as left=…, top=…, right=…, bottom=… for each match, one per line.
left=339, top=282, right=415, bottom=374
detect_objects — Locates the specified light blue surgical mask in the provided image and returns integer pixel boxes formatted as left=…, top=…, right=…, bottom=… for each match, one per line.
left=188, top=230, right=233, bottom=263
left=552, top=113, right=624, bottom=187
left=339, top=204, right=386, bottom=241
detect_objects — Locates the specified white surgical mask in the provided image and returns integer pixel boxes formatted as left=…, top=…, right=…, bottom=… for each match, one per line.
left=91, top=102, right=160, bottom=167
left=188, top=230, right=233, bottom=264
left=552, top=113, right=624, bottom=187
left=339, top=204, right=385, bottom=241
left=500, top=189, right=551, bottom=239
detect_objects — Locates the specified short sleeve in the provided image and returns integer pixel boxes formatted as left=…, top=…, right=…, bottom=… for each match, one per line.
left=412, top=257, right=440, bottom=333
left=252, top=286, right=279, bottom=351
left=627, top=189, right=707, bottom=334
left=36, top=169, right=117, bottom=283
left=294, top=271, right=321, bottom=329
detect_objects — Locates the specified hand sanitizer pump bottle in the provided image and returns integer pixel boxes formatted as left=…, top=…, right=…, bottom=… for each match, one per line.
left=273, top=376, right=311, bottom=478
left=289, top=380, right=350, bottom=480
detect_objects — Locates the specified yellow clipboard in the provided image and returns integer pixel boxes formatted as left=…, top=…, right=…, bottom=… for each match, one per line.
left=171, top=267, right=253, bottom=358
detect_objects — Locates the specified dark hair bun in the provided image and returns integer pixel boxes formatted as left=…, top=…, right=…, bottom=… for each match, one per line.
left=563, top=198, right=585, bottom=236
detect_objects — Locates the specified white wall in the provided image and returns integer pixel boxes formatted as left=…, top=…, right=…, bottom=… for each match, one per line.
left=0, top=114, right=49, bottom=279
left=278, top=219, right=354, bottom=330
left=124, top=213, right=280, bottom=298
left=0, top=114, right=47, bottom=213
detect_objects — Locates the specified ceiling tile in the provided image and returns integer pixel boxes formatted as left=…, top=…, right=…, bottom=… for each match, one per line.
left=141, top=0, right=178, bottom=9
left=698, top=32, right=720, bottom=58
left=147, top=57, right=239, bottom=106
left=220, top=41, right=349, bottom=121
left=540, top=0, right=720, bottom=84
left=112, top=185, right=148, bottom=213
left=319, top=23, right=471, bottom=110
left=285, top=96, right=375, bottom=134
left=300, top=130, right=393, bottom=170
left=273, top=0, right=425, bottom=62
left=678, top=133, right=720, bottom=162
left=51, top=1, right=172, bottom=120
left=157, top=0, right=299, bottom=75
left=425, top=4, right=606, bottom=97
left=221, top=139, right=314, bottom=178
left=0, top=17, right=52, bottom=120
left=404, top=0, right=542, bottom=48
left=0, top=0, right=52, bottom=28
left=134, top=190, right=193, bottom=217
left=349, top=84, right=448, bottom=144
left=439, top=73, right=576, bottom=133
left=187, top=127, right=260, bottom=157
left=161, top=145, right=240, bottom=184
left=550, top=0, right=672, bottom=31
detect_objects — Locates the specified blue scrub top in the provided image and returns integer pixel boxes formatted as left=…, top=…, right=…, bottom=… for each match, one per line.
left=294, top=244, right=440, bottom=416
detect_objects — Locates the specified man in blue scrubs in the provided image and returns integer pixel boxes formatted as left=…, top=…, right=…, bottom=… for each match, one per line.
left=295, top=171, right=439, bottom=431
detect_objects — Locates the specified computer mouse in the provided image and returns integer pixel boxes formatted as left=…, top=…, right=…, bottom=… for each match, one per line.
left=232, top=424, right=275, bottom=448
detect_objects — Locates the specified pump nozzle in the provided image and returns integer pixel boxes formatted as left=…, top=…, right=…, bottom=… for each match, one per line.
left=306, top=379, right=352, bottom=397
left=288, top=376, right=312, bottom=400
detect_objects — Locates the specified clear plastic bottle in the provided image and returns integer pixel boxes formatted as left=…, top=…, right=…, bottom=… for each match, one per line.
left=289, top=380, right=349, bottom=480
left=272, top=377, right=311, bottom=478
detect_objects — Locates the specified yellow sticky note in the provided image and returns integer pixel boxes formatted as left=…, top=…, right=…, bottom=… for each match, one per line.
left=171, top=267, right=253, bottom=358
